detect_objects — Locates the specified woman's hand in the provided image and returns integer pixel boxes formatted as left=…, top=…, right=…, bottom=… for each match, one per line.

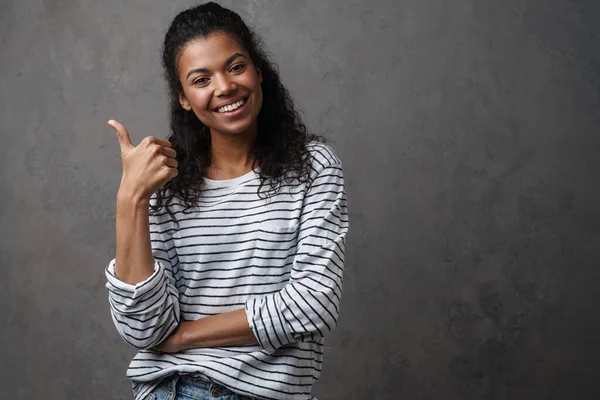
left=109, top=119, right=178, bottom=202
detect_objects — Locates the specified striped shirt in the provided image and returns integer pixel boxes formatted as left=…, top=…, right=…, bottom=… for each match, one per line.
left=105, top=142, right=349, bottom=400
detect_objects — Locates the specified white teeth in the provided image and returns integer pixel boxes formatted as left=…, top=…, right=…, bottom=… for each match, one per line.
left=217, top=98, right=245, bottom=113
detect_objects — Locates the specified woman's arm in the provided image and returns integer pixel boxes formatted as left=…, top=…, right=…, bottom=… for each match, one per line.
left=155, top=309, right=256, bottom=352
left=114, top=192, right=155, bottom=284
left=245, top=162, right=348, bottom=354
left=105, top=120, right=181, bottom=350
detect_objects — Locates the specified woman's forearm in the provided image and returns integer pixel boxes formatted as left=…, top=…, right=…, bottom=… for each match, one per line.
left=114, top=189, right=156, bottom=285
left=109, top=119, right=178, bottom=286
left=180, top=309, right=257, bottom=349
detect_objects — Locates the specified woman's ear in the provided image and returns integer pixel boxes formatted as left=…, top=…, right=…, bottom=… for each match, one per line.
left=179, top=93, right=192, bottom=111
left=257, top=67, right=263, bottom=84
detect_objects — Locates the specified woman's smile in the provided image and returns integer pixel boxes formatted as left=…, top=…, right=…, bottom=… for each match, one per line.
left=213, top=96, right=249, bottom=116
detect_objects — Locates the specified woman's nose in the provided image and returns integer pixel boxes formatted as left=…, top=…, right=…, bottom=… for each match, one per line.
left=215, top=75, right=237, bottom=96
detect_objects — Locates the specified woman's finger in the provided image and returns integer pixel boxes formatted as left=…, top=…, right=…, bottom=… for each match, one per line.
left=143, top=136, right=172, bottom=148
left=165, top=158, right=179, bottom=168
left=160, top=146, right=178, bottom=159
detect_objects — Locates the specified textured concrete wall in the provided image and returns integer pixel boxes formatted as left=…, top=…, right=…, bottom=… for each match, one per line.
left=1, top=0, right=599, bottom=399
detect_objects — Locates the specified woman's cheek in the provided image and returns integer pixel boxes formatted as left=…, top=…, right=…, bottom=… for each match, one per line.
left=187, top=88, right=208, bottom=109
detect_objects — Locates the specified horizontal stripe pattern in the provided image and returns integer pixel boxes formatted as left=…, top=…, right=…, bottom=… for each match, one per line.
left=105, top=142, right=348, bottom=400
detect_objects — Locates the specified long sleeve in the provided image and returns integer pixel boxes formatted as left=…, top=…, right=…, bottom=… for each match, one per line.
left=245, top=158, right=349, bottom=354
left=105, top=201, right=181, bottom=350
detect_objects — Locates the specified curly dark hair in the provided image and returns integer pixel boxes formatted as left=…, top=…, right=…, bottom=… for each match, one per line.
left=152, top=2, right=324, bottom=215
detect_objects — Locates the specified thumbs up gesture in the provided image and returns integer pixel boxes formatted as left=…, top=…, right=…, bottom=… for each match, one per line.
left=108, top=119, right=178, bottom=202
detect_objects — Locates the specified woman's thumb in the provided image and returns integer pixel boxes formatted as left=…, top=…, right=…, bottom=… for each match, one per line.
left=108, top=119, right=134, bottom=154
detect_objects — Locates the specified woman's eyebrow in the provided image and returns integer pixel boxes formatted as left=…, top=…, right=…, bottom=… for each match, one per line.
left=185, top=52, right=247, bottom=79
left=224, top=52, right=246, bottom=67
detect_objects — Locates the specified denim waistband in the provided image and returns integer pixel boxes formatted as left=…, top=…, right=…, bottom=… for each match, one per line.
left=157, top=373, right=256, bottom=399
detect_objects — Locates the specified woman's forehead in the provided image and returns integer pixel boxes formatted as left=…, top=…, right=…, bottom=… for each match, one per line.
left=178, top=32, right=248, bottom=70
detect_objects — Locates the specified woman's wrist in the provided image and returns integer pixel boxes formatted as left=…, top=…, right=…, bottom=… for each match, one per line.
left=176, top=322, right=191, bottom=351
left=117, top=185, right=150, bottom=209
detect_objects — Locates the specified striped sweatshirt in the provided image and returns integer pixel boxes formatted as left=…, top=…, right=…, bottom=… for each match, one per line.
left=105, top=142, right=349, bottom=400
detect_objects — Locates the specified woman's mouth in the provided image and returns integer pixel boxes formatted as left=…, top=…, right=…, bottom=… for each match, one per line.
left=215, top=97, right=248, bottom=115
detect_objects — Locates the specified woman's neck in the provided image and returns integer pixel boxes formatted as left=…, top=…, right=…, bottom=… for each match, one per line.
left=207, top=130, right=257, bottom=180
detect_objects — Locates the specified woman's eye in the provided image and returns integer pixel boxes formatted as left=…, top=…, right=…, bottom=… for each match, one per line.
left=193, top=77, right=208, bottom=85
left=230, top=63, right=245, bottom=72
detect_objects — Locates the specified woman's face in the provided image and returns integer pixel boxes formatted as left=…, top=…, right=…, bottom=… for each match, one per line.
left=177, top=32, right=263, bottom=138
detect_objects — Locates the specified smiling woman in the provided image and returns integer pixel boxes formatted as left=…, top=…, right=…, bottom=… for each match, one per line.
left=177, top=36, right=263, bottom=142
left=104, top=3, right=349, bottom=400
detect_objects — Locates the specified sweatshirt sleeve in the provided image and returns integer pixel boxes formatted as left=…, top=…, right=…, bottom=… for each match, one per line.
left=245, top=152, right=349, bottom=354
left=105, top=200, right=181, bottom=350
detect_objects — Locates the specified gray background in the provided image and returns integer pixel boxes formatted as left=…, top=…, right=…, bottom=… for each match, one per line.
left=1, top=0, right=599, bottom=399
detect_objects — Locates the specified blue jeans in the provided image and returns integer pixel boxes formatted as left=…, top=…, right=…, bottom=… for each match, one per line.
left=142, top=375, right=260, bottom=400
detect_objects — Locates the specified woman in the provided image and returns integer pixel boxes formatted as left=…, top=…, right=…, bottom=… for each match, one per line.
left=105, top=3, right=349, bottom=400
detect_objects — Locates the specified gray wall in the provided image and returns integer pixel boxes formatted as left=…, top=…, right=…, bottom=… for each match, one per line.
left=1, top=0, right=599, bottom=399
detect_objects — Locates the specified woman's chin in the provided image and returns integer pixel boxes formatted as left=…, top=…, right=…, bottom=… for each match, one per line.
left=210, top=121, right=258, bottom=138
